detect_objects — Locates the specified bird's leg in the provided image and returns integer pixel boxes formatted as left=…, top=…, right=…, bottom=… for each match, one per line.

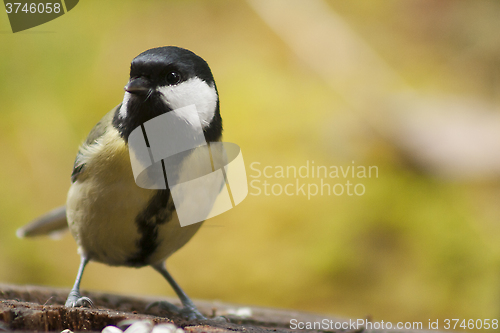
left=147, top=262, right=205, bottom=320
left=65, top=255, right=94, bottom=308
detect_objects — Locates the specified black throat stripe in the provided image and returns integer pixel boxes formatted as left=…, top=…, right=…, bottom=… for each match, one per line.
left=126, top=189, right=174, bottom=266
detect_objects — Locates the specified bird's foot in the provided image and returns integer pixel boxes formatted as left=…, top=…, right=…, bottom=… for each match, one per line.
left=211, top=316, right=229, bottom=323
left=65, top=290, right=94, bottom=308
left=146, top=301, right=205, bottom=321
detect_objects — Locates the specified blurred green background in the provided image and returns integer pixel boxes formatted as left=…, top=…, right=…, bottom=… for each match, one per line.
left=2, top=0, right=500, bottom=329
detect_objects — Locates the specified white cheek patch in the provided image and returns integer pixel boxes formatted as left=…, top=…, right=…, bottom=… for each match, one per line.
left=119, top=92, right=131, bottom=119
left=158, top=77, right=218, bottom=128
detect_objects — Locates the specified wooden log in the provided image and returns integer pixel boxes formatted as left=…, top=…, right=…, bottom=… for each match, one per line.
left=0, top=283, right=351, bottom=333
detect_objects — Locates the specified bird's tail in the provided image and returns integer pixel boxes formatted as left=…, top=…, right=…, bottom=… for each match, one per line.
left=16, top=206, right=68, bottom=238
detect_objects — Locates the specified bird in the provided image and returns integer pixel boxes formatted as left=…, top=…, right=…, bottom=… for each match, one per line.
left=16, top=46, right=224, bottom=320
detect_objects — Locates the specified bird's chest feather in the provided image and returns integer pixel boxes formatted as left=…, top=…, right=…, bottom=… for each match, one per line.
left=66, top=127, right=222, bottom=266
left=66, top=128, right=157, bottom=264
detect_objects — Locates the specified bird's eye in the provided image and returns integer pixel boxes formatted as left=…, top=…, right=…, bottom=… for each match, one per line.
left=166, top=71, right=181, bottom=85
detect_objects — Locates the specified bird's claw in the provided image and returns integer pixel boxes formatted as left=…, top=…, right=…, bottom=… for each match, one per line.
left=65, top=291, right=94, bottom=308
left=146, top=301, right=205, bottom=320
left=211, top=316, right=229, bottom=323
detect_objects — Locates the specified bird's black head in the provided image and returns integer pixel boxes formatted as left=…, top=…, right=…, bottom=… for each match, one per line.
left=113, top=46, right=222, bottom=142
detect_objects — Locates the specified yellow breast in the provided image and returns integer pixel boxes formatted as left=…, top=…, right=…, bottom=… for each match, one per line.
left=66, top=127, right=156, bottom=265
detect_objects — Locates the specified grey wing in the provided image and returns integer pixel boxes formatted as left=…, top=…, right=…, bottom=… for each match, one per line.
left=71, top=105, right=120, bottom=183
left=17, top=105, right=121, bottom=238
left=16, top=206, right=68, bottom=238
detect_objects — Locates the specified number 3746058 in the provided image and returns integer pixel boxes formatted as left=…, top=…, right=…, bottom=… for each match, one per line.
left=443, top=319, right=498, bottom=330
left=5, top=3, right=62, bottom=14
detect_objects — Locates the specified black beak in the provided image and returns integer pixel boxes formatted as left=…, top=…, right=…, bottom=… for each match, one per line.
left=124, top=77, right=150, bottom=95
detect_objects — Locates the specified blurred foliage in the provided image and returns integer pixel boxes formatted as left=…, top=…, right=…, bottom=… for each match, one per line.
left=1, top=0, right=500, bottom=330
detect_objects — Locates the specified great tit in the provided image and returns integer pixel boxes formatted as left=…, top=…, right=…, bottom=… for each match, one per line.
left=17, top=46, right=223, bottom=320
